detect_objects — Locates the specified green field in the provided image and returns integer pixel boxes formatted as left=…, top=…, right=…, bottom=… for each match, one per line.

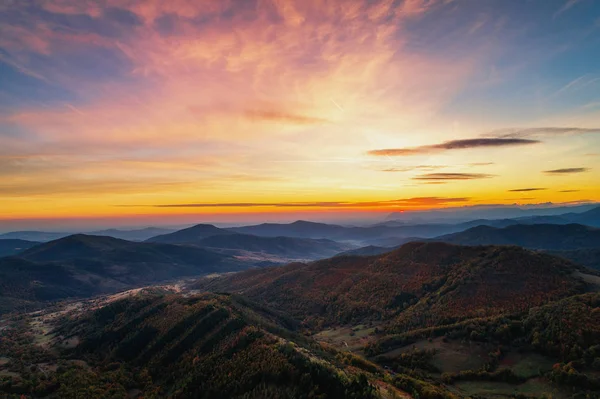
left=498, top=352, right=556, bottom=379
left=455, top=378, right=567, bottom=398
left=383, top=337, right=492, bottom=374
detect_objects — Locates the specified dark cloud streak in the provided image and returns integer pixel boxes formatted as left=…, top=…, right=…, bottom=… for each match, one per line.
left=488, top=127, right=600, bottom=139
left=508, top=188, right=547, bottom=192
left=544, top=168, right=590, bottom=174
left=413, top=173, right=494, bottom=181
left=369, top=138, right=538, bottom=156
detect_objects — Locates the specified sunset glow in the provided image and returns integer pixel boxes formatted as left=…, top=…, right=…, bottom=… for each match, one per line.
left=1, top=0, right=599, bottom=228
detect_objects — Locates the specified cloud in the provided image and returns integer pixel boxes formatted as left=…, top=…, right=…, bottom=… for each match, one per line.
left=144, top=196, right=471, bottom=209
left=508, top=188, right=547, bottom=192
left=559, top=190, right=580, bottom=193
left=412, top=173, right=495, bottom=181
left=368, top=138, right=539, bottom=156
left=381, top=165, right=447, bottom=172
left=488, top=127, right=600, bottom=139
left=544, top=168, right=590, bottom=175
left=468, top=162, right=495, bottom=166
left=244, top=109, right=328, bottom=125
left=554, top=0, right=583, bottom=18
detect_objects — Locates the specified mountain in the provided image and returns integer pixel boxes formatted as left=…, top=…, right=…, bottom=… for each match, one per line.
left=227, top=220, right=350, bottom=239
left=568, top=205, right=600, bottom=227
left=386, top=203, right=598, bottom=223
left=19, top=234, right=241, bottom=282
left=146, top=223, right=356, bottom=261
left=145, top=223, right=232, bottom=243
left=226, top=220, right=486, bottom=245
left=0, top=239, right=40, bottom=257
left=0, top=231, right=68, bottom=242
left=3, top=243, right=600, bottom=398
left=197, top=233, right=353, bottom=260
left=0, top=234, right=248, bottom=314
left=86, top=227, right=176, bottom=241
left=0, top=256, right=108, bottom=314
left=193, top=242, right=587, bottom=330
left=0, top=227, right=178, bottom=242
left=434, top=223, right=600, bottom=250
left=0, top=292, right=381, bottom=398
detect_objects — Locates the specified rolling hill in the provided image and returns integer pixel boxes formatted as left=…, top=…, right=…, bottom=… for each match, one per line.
left=0, top=234, right=248, bottom=314
left=145, top=223, right=232, bottom=243
left=146, top=223, right=356, bottom=261
left=226, top=220, right=491, bottom=245
left=193, top=242, right=588, bottom=330
left=0, top=239, right=40, bottom=257
left=196, top=233, right=353, bottom=260
left=434, top=223, right=600, bottom=250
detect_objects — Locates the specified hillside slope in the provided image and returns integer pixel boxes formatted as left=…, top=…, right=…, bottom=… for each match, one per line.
left=0, top=292, right=382, bottom=399
left=194, top=242, right=587, bottom=330
left=0, top=239, right=40, bottom=257
left=0, top=235, right=247, bottom=314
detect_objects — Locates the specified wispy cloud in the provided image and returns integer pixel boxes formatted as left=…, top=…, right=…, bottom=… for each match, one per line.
left=368, top=138, right=539, bottom=156
left=544, top=167, right=590, bottom=174
left=381, top=165, right=447, bottom=172
left=559, top=189, right=581, bottom=192
left=551, top=75, right=599, bottom=97
left=468, top=162, right=495, bottom=167
left=244, top=109, right=329, bottom=125
left=554, top=0, right=583, bottom=19
left=508, top=188, right=547, bottom=192
left=143, top=196, right=471, bottom=209
left=488, top=127, right=600, bottom=139
left=413, top=173, right=494, bottom=181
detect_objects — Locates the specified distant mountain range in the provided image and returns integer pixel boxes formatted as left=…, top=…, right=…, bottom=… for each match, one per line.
left=434, top=223, right=600, bottom=250
left=0, top=227, right=176, bottom=242
left=3, top=205, right=599, bottom=248
left=146, top=224, right=354, bottom=260
left=336, top=222, right=600, bottom=269
left=386, top=203, right=599, bottom=223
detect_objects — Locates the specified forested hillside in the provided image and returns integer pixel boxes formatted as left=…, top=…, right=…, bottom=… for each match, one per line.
left=0, top=292, right=382, bottom=399
left=193, top=242, right=588, bottom=329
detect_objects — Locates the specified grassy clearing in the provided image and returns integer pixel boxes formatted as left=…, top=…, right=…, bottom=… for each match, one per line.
left=574, top=271, right=600, bottom=290
left=498, top=352, right=556, bottom=379
left=374, top=380, right=411, bottom=399
left=382, top=337, right=491, bottom=374
left=315, top=325, right=377, bottom=352
left=455, top=378, right=567, bottom=398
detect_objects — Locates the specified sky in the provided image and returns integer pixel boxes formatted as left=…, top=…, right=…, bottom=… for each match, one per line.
left=1, top=0, right=600, bottom=229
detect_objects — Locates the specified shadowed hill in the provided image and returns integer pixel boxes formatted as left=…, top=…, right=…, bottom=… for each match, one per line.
left=434, top=223, right=600, bottom=250
left=145, top=224, right=232, bottom=243
left=0, top=235, right=248, bottom=314
left=197, top=233, right=353, bottom=259
left=0, top=239, right=40, bottom=257
left=19, top=235, right=239, bottom=281
left=193, top=242, right=587, bottom=330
